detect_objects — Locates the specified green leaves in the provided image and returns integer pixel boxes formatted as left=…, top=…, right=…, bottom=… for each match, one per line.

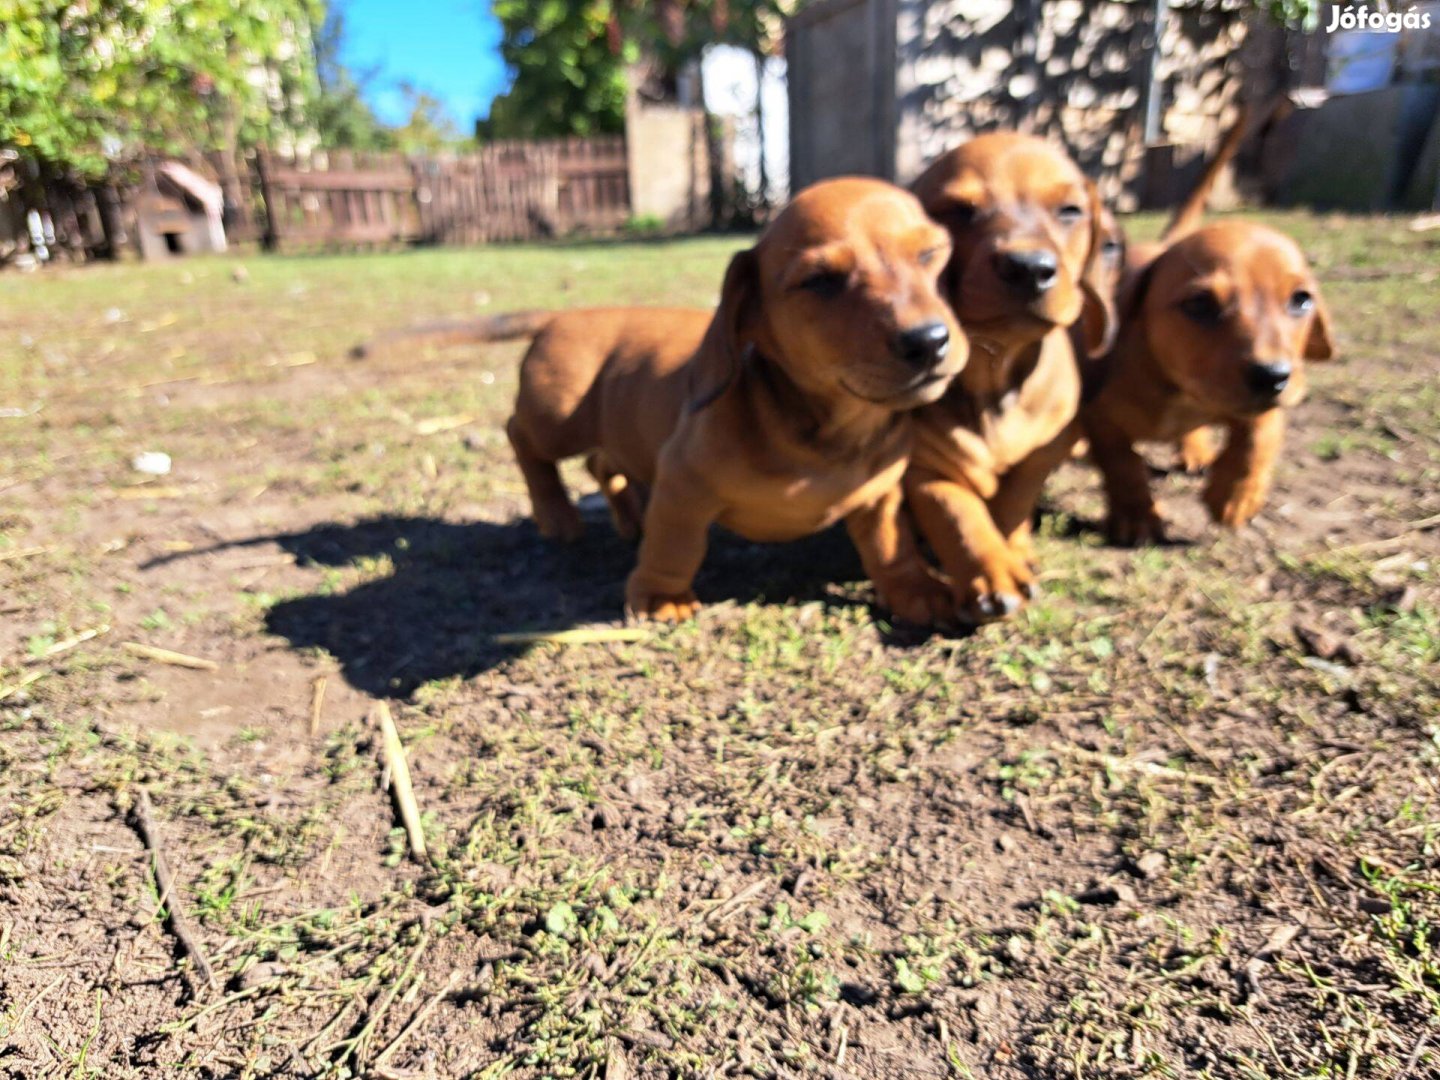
left=894, top=956, right=940, bottom=994
left=0, top=0, right=324, bottom=177
left=481, top=1, right=807, bottom=141
left=545, top=900, right=579, bottom=937
left=1257, top=0, right=1323, bottom=29
left=483, top=0, right=628, bottom=140
left=766, top=901, right=830, bottom=934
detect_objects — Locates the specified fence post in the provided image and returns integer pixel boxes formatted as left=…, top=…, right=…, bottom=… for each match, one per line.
left=255, top=148, right=280, bottom=252
left=96, top=183, right=127, bottom=260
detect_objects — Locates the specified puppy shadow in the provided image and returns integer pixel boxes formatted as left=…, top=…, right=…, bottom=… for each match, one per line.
left=1042, top=503, right=1195, bottom=550
left=219, top=506, right=876, bottom=697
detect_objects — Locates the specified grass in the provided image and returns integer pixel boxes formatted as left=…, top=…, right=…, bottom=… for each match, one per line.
left=0, top=216, right=1437, bottom=1078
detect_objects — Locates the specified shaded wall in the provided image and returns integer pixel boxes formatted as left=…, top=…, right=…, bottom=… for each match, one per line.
left=790, top=0, right=1253, bottom=207
left=788, top=0, right=898, bottom=188
left=1273, top=85, right=1440, bottom=211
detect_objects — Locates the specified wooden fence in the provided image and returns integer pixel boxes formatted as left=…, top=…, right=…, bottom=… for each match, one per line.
left=255, top=137, right=630, bottom=250
left=0, top=136, right=633, bottom=266
left=0, top=160, right=113, bottom=264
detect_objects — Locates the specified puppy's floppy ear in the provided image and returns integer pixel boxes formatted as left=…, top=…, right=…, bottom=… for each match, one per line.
left=1304, top=286, right=1336, bottom=361
left=1078, top=180, right=1120, bottom=359
left=1114, top=257, right=1156, bottom=331
left=691, top=247, right=760, bottom=411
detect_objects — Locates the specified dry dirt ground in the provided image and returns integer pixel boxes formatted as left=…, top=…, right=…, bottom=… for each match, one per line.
left=0, top=214, right=1436, bottom=1080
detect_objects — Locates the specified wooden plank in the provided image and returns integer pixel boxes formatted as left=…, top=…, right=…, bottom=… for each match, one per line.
left=263, top=169, right=414, bottom=192
left=279, top=222, right=397, bottom=243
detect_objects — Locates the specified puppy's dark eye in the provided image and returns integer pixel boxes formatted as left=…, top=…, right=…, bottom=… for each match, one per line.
left=1056, top=204, right=1086, bottom=225
left=1179, top=291, right=1225, bottom=325
left=799, top=270, right=848, bottom=299
left=1101, top=239, right=1123, bottom=263
left=943, top=200, right=978, bottom=228
left=1287, top=289, right=1315, bottom=316
left=918, top=246, right=946, bottom=268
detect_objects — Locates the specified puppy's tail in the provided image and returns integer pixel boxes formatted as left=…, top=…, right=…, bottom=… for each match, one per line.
left=350, top=310, right=554, bottom=359
left=1162, top=103, right=1251, bottom=244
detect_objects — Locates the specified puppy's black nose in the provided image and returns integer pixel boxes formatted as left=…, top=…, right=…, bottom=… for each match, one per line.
left=1245, top=360, right=1292, bottom=397
left=994, top=249, right=1059, bottom=296
left=892, top=322, right=951, bottom=369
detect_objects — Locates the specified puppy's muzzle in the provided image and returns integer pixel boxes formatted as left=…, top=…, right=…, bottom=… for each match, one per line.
left=891, top=321, right=952, bottom=370
left=1245, top=360, right=1292, bottom=399
left=993, top=248, right=1059, bottom=299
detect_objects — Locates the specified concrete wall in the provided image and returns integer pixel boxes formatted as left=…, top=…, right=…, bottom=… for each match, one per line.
left=1276, top=84, right=1440, bottom=211
left=1402, top=99, right=1440, bottom=210
left=788, top=0, right=898, bottom=189
left=626, top=99, right=711, bottom=230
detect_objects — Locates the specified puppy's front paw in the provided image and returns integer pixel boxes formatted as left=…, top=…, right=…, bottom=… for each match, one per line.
left=954, top=548, right=1036, bottom=623
left=624, top=577, right=701, bottom=623
left=1106, top=504, right=1167, bottom=547
left=875, top=568, right=955, bottom=627
left=1204, top=478, right=1265, bottom=529
left=534, top=503, right=584, bottom=543
left=1178, top=428, right=1220, bottom=474
left=1008, top=531, right=1037, bottom=571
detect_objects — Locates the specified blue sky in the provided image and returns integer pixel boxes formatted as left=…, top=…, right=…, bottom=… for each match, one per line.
left=339, top=0, right=511, bottom=131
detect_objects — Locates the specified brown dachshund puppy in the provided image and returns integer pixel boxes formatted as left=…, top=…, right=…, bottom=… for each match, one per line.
left=904, top=133, right=1116, bottom=620
left=1075, top=201, right=1126, bottom=405
left=506, top=177, right=968, bottom=622
left=1091, top=205, right=1127, bottom=335
left=1081, top=221, right=1334, bottom=544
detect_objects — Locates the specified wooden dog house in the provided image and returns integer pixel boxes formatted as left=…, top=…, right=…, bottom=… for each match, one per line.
left=135, top=162, right=227, bottom=259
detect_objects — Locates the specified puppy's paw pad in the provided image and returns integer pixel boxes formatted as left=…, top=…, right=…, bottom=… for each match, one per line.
left=1106, top=508, right=1167, bottom=547
left=535, top=509, right=585, bottom=543
left=1205, top=484, right=1264, bottom=530
left=955, top=554, right=1034, bottom=622
left=877, top=574, right=956, bottom=627
left=624, top=588, right=701, bottom=624
left=1179, top=431, right=1220, bottom=474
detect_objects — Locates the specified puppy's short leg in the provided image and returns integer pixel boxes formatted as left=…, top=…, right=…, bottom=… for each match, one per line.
left=586, top=452, right=645, bottom=541
left=1178, top=426, right=1221, bottom=474
left=507, top=416, right=584, bottom=542
left=988, top=422, right=1081, bottom=570
left=1087, top=419, right=1166, bottom=546
left=1203, top=408, right=1284, bottom=528
left=625, top=461, right=719, bottom=623
left=846, top=485, right=953, bottom=626
left=906, top=470, right=1034, bottom=621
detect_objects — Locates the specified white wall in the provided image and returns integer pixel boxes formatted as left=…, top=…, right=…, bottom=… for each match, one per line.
left=702, top=45, right=790, bottom=204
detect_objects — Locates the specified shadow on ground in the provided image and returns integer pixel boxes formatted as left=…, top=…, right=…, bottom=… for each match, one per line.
left=242, top=509, right=869, bottom=696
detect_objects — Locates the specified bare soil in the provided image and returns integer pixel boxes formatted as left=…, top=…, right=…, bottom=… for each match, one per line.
left=0, top=217, right=1436, bottom=1079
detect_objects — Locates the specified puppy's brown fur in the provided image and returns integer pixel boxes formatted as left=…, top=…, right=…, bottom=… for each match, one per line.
left=507, top=177, right=968, bottom=622
left=1076, top=201, right=1127, bottom=404
left=1082, top=220, right=1334, bottom=543
left=903, top=133, right=1115, bottom=620
left=349, top=311, right=554, bottom=359
left=1147, top=104, right=1253, bottom=476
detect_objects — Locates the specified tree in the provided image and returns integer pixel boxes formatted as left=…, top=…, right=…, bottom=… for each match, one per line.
left=478, top=0, right=801, bottom=140
left=0, top=0, right=325, bottom=178
left=480, top=1, right=634, bottom=140
left=391, top=85, right=464, bottom=154
left=1257, top=1, right=1324, bottom=29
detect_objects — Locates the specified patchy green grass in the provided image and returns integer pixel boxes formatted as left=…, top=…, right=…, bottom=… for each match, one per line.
left=1, top=218, right=1437, bottom=1078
